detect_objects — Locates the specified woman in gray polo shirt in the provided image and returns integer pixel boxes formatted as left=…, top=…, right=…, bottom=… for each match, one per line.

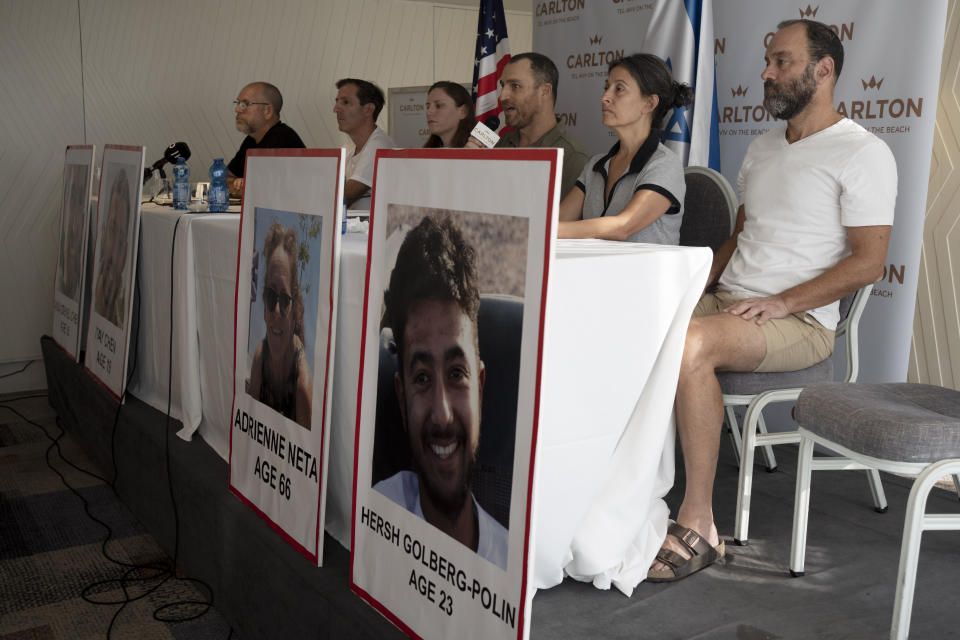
left=558, top=53, right=692, bottom=244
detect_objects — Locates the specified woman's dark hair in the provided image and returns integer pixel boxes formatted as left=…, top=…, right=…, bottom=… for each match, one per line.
left=608, top=53, right=694, bottom=125
left=423, top=81, right=476, bottom=148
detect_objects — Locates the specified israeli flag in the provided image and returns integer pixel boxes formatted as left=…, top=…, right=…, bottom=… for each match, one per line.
left=643, top=0, right=720, bottom=170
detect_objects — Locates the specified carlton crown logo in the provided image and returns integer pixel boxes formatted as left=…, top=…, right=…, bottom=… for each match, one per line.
left=837, top=75, right=922, bottom=122
left=799, top=5, right=819, bottom=18
left=731, top=85, right=748, bottom=98
left=567, top=33, right=623, bottom=69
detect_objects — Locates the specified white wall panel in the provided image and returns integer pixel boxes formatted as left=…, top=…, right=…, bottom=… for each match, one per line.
left=77, top=0, right=445, bottom=175
left=0, top=0, right=84, bottom=365
left=505, top=12, right=533, bottom=67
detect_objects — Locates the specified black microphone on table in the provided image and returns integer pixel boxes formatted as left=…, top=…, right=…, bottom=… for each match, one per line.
left=143, top=142, right=192, bottom=183
left=469, top=115, right=501, bottom=148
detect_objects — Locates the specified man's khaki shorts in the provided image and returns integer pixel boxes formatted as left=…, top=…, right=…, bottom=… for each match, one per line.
left=694, top=290, right=835, bottom=372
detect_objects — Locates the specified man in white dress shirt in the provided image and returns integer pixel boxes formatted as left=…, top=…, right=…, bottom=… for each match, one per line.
left=333, top=78, right=395, bottom=210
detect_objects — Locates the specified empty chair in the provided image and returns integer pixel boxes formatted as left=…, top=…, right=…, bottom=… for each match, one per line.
left=789, top=382, right=960, bottom=639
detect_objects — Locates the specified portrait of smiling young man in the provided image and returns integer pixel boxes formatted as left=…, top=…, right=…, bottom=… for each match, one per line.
left=374, top=214, right=508, bottom=570
left=333, top=78, right=396, bottom=210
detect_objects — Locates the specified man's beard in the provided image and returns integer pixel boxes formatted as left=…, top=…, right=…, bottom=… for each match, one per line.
left=763, top=63, right=817, bottom=120
left=502, top=101, right=531, bottom=130
left=235, top=119, right=253, bottom=135
left=414, top=444, right=476, bottom=520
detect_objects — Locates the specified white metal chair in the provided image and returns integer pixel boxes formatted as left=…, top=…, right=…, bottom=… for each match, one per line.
left=720, top=283, right=888, bottom=545
left=789, top=382, right=960, bottom=639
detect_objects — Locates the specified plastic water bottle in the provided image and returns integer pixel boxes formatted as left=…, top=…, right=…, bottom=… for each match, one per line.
left=172, top=157, right=190, bottom=210
left=208, top=158, right=229, bottom=212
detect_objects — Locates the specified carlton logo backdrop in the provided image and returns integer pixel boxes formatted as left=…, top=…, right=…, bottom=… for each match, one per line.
left=535, top=0, right=948, bottom=385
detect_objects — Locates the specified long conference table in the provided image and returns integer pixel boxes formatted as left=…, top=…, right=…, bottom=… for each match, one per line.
left=128, top=204, right=710, bottom=596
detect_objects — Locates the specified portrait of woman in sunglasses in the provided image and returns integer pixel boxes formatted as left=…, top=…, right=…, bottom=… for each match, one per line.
left=247, top=221, right=313, bottom=429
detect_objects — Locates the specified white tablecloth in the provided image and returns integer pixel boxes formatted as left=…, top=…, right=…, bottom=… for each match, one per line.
left=128, top=206, right=226, bottom=428
left=129, top=205, right=369, bottom=551
left=535, top=240, right=710, bottom=595
left=128, top=208, right=710, bottom=595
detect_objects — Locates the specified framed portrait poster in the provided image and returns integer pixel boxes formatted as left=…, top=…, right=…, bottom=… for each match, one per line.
left=228, top=149, right=346, bottom=565
left=52, top=144, right=95, bottom=361
left=351, top=148, right=561, bottom=640
left=83, top=145, right=145, bottom=399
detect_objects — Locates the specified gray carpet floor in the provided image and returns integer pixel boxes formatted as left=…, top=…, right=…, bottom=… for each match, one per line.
left=0, top=393, right=235, bottom=640
left=530, top=424, right=960, bottom=640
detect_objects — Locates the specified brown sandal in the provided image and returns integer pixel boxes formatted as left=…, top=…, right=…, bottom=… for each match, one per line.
left=647, top=522, right=725, bottom=583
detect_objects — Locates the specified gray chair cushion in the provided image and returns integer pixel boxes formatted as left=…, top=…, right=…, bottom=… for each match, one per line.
left=719, top=358, right=833, bottom=397
left=797, top=382, right=960, bottom=463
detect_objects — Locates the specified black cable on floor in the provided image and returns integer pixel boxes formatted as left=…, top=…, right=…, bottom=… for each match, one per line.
left=83, top=265, right=191, bottom=639
left=0, top=403, right=172, bottom=637
left=0, top=391, right=48, bottom=402
left=7, top=215, right=231, bottom=638
left=0, top=360, right=34, bottom=379
left=150, top=215, right=219, bottom=624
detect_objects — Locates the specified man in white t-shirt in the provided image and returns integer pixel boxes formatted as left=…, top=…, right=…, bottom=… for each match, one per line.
left=374, top=214, right=509, bottom=570
left=648, top=19, right=897, bottom=583
left=333, top=78, right=396, bottom=210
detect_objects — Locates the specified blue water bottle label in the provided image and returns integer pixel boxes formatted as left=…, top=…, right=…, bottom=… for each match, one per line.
left=173, top=158, right=190, bottom=210
left=173, top=183, right=189, bottom=209
left=208, top=158, right=228, bottom=212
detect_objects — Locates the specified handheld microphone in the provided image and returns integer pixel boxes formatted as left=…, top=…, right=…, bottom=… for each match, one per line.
left=143, top=142, right=192, bottom=183
left=469, top=115, right=501, bottom=148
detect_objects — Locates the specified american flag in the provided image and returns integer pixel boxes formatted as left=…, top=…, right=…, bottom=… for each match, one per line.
left=471, top=0, right=510, bottom=125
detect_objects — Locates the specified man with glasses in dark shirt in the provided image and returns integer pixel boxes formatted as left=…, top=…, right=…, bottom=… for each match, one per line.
left=227, top=82, right=305, bottom=197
